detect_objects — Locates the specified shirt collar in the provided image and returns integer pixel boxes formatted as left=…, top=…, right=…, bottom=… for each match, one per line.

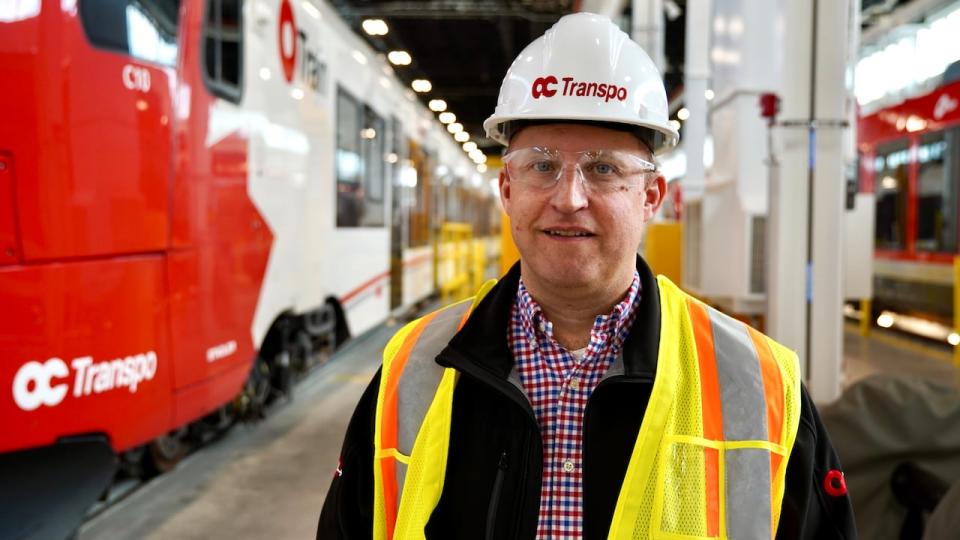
left=515, top=272, right=642, bottom=349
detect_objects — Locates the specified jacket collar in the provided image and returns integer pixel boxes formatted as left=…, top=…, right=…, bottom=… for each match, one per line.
left=439, top=255, right=661, bottom=379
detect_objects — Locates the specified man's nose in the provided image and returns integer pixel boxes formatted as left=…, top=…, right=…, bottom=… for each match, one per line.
left=549, top=164, right=589, bottom=213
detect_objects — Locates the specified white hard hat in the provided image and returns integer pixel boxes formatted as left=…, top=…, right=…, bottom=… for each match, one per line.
left=483, top=12, right=678, bottom=152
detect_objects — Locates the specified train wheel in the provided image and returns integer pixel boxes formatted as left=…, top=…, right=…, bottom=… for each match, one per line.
left=236, top=355, right=271, bottom=420
left=144, top=428, right=189, bottom=476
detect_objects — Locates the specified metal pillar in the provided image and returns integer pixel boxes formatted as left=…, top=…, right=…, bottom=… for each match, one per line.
left=683, top=0, right=710, bottom=202
left=631, top=0, right=665, bottom=73
left=768, top=0, right=853, bottom=403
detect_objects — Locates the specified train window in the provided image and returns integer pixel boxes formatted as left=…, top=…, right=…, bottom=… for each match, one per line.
left=916, top=131, right=956, bottom=252
left=79, top=0, right=180, bottom=67
left=202, top=0, right=243, bottom=103
left=874, top=140, right=910, bottom=250
left=363, top=108, right=386, bottom=204
left=336, top=88, right=385, bottom=227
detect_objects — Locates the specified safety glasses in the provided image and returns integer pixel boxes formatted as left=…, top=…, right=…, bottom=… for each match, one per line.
left=503, top=147, right=657, bottom=193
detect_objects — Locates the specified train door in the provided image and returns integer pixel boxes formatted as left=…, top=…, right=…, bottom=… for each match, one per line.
left=389, top=118, right=404, bottom=311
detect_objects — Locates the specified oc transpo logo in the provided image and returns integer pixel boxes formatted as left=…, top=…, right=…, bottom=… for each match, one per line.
left=277, top=0, right=326, bottom=91
left=531, top=75, right=628, bottom=103
left=278, top=0, right=298, bottom=82
left=934, top=93, right=958, bottom=121
left=12, top=351, right=158, bottom=412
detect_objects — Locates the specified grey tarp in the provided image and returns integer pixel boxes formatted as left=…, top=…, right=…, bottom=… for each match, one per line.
left=820, top=374, right=960, bottom=540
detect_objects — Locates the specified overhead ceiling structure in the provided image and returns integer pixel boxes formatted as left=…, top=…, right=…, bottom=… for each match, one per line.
left=331, top=0, right=926, bottom=153
left=331, top=0, right=688, bottom=152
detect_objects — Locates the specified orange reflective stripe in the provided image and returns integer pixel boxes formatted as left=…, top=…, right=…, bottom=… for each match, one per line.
left=746, top=327, right=784, bottom=446
left=746, top=326, right=785, bottom=540
left=379, top=310, right=440, bottom=540
left=686, top=298, right=722, bottom=537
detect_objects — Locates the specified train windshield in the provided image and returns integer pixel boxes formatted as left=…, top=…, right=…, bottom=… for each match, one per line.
left=79, top=0, right=181, bottom=67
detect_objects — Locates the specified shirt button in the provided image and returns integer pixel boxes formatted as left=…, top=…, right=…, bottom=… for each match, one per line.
left=568, top=377, right=580, bottom=390
left=563, top=460, right=575, bottom=473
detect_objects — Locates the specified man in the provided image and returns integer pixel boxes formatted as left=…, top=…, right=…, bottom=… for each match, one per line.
left=319, top=12, right=855, bottom=539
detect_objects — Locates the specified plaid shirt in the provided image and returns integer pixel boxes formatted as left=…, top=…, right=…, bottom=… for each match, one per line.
left=509, top=273, right=641, bottom=539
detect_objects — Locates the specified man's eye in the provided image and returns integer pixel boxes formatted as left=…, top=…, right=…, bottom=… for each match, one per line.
left=532, top=161, right=554, bottom=173
left=591, top=162, right=617, bottom=175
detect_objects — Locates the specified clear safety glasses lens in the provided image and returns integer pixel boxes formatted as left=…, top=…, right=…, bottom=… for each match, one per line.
left=503, top=147, right=657, bottom=192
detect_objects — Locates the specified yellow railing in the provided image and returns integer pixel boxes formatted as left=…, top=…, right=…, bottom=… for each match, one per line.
left=436, top=223, right=474, bottom=305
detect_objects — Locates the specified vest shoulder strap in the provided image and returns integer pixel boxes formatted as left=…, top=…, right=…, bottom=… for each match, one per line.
left=374, top=279, right=497, bottom=540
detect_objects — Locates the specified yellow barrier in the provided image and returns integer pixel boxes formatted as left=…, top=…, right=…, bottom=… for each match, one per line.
left=437, top=223, right=474, bottom=305
left=500, top=210, right=520, bottom=276
left=643, top=222, right=683, bottom=285
left=859, top=299, right=871, bottom=337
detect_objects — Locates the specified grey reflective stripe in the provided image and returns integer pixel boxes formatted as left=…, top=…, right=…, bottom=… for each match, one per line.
left=393, top=299, right=472, bottom=507
left=707, top=308, right=772, bottom=540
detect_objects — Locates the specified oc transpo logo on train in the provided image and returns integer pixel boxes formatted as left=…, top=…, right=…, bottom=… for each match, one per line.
left=278, top=0, right=326, bottom=92
left=11, top=351, right=158, bottom=411
left=531, top=75, right=628, bottom=102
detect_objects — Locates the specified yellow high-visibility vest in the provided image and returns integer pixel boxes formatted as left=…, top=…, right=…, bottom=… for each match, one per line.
left=373, top=276, right=801, bottom=540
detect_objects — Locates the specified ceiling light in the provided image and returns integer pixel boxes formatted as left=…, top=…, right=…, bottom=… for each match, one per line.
left=360, top=128, right=377, bottom=139
left=411, top=79, right=432, bottom=93
left=705, top=89, right=715, bottom=101
left=387, top=50, right=411, bottom=66
left=677, top=107, right=690, bottom=120
left=477, top=164, right=488, bottom=173
left=438, top=112, right=456, bottom=124
left=454, top=131, right=469, bottom=142
left=669, top=119, right=681, bottom=131
left=447, top=122, right=463, bottom=134
left=259, top=67, right=271, bottom=81
left=362, top=19, right=388, bottom=36
left=463, top=141, right=477, bottom=152
left=428, top=99, right=447, bottom=112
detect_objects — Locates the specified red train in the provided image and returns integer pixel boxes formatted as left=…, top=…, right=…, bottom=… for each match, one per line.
left=858, top=67, right=960, bottom=330
left=0, top=0, right=496, bottom=537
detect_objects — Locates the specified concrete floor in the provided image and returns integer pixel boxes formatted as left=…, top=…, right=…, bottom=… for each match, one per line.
left=843, top=322, right=959, bottom=390
left=78, top=322, right=394, bottom=540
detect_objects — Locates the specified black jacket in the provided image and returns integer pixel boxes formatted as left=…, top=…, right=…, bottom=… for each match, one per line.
left=319, top=259, right=856, bottom=539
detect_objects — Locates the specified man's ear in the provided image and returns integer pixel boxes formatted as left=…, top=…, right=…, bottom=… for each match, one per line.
left=499, top=170, right=511, bottom=212
left=642, top=174, right=667, bottom=222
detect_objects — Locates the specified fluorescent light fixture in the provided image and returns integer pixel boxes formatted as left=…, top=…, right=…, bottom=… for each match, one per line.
left=454, top=131, right=469, bottom=142
left=387, top=50, right=411, bottom=66
left=447, top=122, right=463, bottom=134
left=428, top=99, right=447, bottom=112
left=362, top=19, right=388, bottom=36
left=411, top=79, right=432, bottom=93
left=438, top=112, right=456, bottom=124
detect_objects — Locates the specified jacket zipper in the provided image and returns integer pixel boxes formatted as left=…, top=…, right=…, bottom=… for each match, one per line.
left=439, top=348, right=541, bottom=537
left=485, top=451, right=509, bottom=540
